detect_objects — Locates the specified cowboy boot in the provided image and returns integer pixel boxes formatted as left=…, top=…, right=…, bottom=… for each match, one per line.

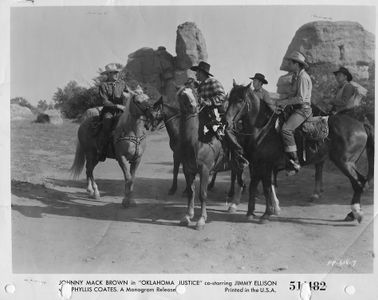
left=286, top=151, right=301, bottom=176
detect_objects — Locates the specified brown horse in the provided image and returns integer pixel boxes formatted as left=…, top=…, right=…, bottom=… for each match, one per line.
left=153, top=96, right=241, bottom=197
left=70, top=90, right=161, bottom=207
left=225, top=81, right=373, bottom=224
left=176, top=86, right=241, bottom=230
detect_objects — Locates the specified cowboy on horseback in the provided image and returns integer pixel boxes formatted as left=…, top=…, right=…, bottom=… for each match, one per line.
left=190, top=61, right=227, bottom=139
left=329, top=67, right=357, bottom=115
left=277, top=51, right=313, bottom=175
left=97, top=63, right=129, bottom=161
left=250, top=73, right=276, bottom=112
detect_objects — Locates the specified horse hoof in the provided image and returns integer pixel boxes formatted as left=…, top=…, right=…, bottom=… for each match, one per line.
left=228, top=204, right=238, bottom=213
left=353, top=211, right=364, bottom=224
left=344, top=212, right=355, bottom=222
left=92, top=192, right=100, bottom=200
left=259, top=217, right=270, bottom=224
left=195, top=218, right=206, bottom=230
left=207, top=184, right=214, bottom=191
left=168, top=188, right=176, bottom=195
left=179, top=216, right=191, bottom=226
left=129, top=199, right=137, bottom=207
left=246, top=213, right=257, bottom=221
left=310, top=194, right=320, bottom=202
left=273, top=206, right=281, bottom=216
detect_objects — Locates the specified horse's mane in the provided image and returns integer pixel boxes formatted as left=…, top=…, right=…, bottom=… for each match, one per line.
left=114, top=87, right=148, bottom=137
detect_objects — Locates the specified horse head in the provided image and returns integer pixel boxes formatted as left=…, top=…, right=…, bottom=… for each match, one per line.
left=124, top=88, right=162, bottom=131
left=177, top=85, right=198, bottom=115
left=225, top=79, right=252, bottom=129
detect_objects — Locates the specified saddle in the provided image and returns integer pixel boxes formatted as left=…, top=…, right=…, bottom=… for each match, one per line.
left=276, top=112, right=330, bottom=164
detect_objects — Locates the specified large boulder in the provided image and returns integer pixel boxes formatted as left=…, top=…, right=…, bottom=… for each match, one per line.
left=11, top=103, right=34, bottom=121
left=175, top=22, right=208, bottom=70
left=35, top=109, right=64, bottom=125
left=121, top=22, right=208, bottom=108
left=277, top=21, right=375, bottom=111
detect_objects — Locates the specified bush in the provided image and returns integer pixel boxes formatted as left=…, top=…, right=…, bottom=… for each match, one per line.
left=53, top=81, right=102, bottom=119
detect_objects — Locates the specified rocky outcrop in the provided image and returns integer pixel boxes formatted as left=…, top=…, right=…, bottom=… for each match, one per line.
left=277, top=21, right=375, bottom=111
left=121, top=22, right=208, bottom=107
left=11, top=104, right=34, bottom=121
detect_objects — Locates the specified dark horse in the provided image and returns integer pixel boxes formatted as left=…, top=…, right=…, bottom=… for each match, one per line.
left=176, top=86, right=235, bottom=230
left=70, top=89, right=161, bottom=207
left=225, top=81, right=374, bottom=224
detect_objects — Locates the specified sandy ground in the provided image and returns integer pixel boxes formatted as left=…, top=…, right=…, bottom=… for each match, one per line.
left=11, top=119, right=374, bottom=273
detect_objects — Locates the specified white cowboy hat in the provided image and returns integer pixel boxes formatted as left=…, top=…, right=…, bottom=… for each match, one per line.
left=286, top=51, right=309, bottom=68
left=101, top=63, right=123, bottom=75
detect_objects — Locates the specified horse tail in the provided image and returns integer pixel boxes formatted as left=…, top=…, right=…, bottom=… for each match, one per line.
left=70, top=139, right=86, bottom=179
left=364, top=122, right=374, bottom=185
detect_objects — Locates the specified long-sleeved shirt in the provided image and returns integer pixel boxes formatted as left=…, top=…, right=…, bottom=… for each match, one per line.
left=281, top=69, right=312, bottom=106
left=99, top=79, right=128, bottom=106
left=253, top=87, right=276, bottom=111
left=329, top=81, right=356, bottom=112
left=197, top=77, right=226, bottom=107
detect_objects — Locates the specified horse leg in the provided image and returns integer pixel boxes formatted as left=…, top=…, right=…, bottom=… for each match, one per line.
left=228, top=169, right=243, bottom=213
left=86, top=157, right=100, bottom=199
left=168, top=152, right=180, bottom=195
left=196, top=166, right=210, bottom=230
left=207, top=172, right=217, bottom=191
left=260, top=166, right=275, bottom=224
left=127, top=158, right=141, bottom=207
left=117, top=155, right=133, bottom=208
left=331, top=157, right=364, bottom=223
left=227, top=169, right=236, bottom=198
left=271, top=171, right=281, bottom=215
left=310, top=161, right=324, bottom=201
left=246, top=165, right=259, bottom=220
left=180, top=172, right=195, bottom=226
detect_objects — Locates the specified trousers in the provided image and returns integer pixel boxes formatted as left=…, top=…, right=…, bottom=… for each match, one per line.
left=281, top=107, right=312, bottom=152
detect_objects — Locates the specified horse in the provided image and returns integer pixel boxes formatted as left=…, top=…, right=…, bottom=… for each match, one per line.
left=225, top=81, right=374, bottom=224
left=175, top=85, right=243, bottom=230
left=70, top=89, right=161, bottom=208
left=152, top=96, right=242, bottom=197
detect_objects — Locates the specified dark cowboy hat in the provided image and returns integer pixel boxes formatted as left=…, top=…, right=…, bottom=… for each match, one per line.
left=249, top=73, right=268, bottom=84
left=333, top=66, right=353, bottom=82
left=190, top=61, right=213, bottom=77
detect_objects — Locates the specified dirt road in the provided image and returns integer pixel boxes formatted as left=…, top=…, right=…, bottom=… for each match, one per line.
left=11, top=120, right=374, bottom=273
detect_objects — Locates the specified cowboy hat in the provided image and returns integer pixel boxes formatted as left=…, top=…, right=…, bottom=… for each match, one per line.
left=101, top=63, right=123, bottom=75
left=249, top=73, right=268, bottom=84
left=333, top=66, right=353, bottom=82
left=286, top=51, right=309, bottom=68
left=190, top=61, right=213, bottom=77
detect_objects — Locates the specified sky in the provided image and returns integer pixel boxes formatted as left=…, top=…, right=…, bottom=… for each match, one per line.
left=10, top=5, right=376, bottom=105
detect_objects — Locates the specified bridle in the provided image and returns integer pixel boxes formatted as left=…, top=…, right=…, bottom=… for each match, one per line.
left=228, top=88, right=251, bottom=132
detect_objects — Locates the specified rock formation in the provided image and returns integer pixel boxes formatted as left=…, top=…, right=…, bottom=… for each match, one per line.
left=121, top=22, right=208, bottom=107
left=11, top=103, right=34, bottom=121
left=277, top=21, right=375, bottom=112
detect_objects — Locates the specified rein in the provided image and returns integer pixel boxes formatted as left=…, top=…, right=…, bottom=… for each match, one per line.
left=229, top=88, right=277, bottom=146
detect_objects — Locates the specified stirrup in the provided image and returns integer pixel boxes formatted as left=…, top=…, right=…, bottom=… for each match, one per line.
left=286, top=159, right=300, bottom=176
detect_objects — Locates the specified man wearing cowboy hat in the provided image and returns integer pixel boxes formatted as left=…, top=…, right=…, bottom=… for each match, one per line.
left=250, top=73, right=276, bottom=112
left=329, top=67, right=356, bottom=114
left=190, top=61, right=226, bottom=134
left=97, top=63, right=129, bottom=161
left=277, top=51, right=313, bottom=175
